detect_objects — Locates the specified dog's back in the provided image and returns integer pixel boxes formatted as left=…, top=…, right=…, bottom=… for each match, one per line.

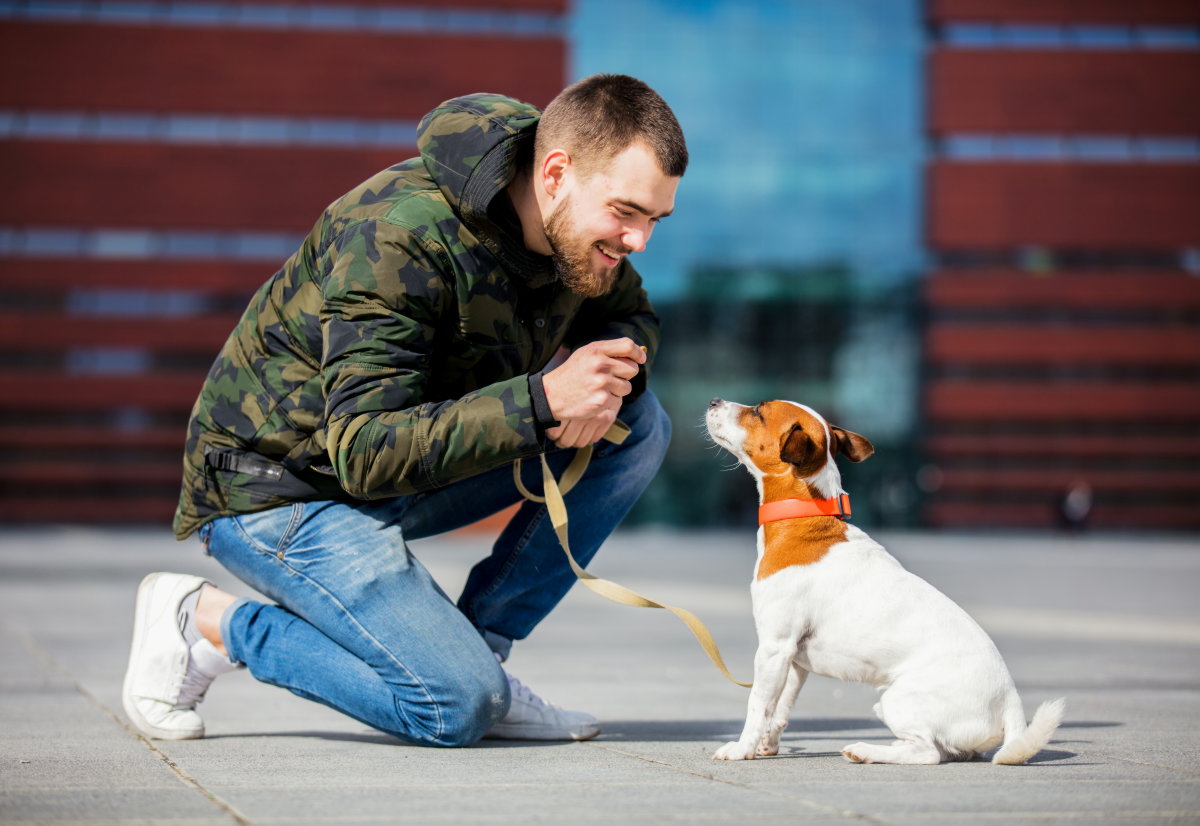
left=757, top=527, right=1016, bottom=720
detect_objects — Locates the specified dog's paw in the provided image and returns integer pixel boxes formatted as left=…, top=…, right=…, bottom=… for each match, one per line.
left=755, top=733, right=781, bottom=757
left=756, top=719, right=787, bottom=756
left=713, top=741, right=755, bottom=761
left=841, top=743, right=872, bottom=763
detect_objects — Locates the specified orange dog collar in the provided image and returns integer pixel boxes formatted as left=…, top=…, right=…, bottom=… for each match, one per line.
left=759, top=494, right=851, bottom=524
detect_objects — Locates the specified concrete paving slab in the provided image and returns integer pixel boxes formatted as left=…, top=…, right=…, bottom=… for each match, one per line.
left=1, top=526, right=1198, bottom=825
left=1, top=604, right=237, bottom=825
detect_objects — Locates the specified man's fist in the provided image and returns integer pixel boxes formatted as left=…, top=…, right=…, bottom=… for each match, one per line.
left=541, top=338, right=646, bottom=448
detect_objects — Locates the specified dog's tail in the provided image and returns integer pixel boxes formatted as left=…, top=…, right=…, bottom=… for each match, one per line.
left=992, top=696, right=1066, bottom=765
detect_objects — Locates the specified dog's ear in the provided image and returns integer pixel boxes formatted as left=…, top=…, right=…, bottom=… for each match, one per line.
left=830, top=425, right=874, bottom=463
left=780, top=424, right=820, bottom=467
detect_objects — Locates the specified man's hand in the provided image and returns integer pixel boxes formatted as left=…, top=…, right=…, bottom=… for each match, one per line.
left=541, top=338, right=646, bottom=448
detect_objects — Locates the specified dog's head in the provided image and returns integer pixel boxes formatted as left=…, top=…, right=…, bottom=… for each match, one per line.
left=705, top=398, right=874, bottom=497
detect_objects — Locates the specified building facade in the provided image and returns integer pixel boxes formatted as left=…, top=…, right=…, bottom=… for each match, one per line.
left=2, top=0, right=1197, bottom=530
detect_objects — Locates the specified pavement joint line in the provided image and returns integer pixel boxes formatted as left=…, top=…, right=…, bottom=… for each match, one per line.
left=1, top=618, right=255, bottom=826
left=876, top=813, right=1200, bottom=821
left=1081, top=750, right=1200, bottom=777
left=583, top=740, right=884, bottom=823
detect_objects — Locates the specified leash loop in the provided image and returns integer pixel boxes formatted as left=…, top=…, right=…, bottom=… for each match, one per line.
left=514, top=421, right=751, bottom=688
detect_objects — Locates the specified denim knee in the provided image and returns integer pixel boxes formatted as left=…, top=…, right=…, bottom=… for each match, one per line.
left=422, top=666, right=510, bottom=748
left=635, top=391, right=672, bottom=460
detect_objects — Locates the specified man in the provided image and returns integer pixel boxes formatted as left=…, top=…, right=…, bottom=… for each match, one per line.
left=122, top=74, right=686, bottom=747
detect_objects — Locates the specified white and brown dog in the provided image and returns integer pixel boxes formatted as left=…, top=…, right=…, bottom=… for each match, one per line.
left=706, top=398, right=1065, bottom=765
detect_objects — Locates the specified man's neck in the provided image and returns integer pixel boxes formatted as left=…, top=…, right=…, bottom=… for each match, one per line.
left=506, top=169, right=553, bottom=256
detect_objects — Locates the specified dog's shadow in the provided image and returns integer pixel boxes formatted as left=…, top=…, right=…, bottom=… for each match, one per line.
left=599, top=719, right=1087, bottom=764
left=762, top=746, right=1082, bottom=763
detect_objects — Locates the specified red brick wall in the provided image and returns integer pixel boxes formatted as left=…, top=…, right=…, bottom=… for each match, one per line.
left=0, top=1, right=567, bottom=524
left=921, top=3, right=1200, bottom=530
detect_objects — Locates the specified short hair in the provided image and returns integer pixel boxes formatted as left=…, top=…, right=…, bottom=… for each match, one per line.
left=535, top=74, right=688, bottom=179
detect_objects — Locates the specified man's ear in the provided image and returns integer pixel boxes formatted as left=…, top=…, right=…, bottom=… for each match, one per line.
left=539, top=148, right=571, bottom=198
left=830, top=425, right=874, bottom=463
left=780, top=424, right=819, bottom=467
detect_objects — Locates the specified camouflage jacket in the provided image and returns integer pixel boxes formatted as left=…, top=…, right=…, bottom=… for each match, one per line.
left=173, top=94, right=660, bottom=539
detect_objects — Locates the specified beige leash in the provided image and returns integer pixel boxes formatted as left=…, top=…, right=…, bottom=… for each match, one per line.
left=514, top=422, right=752, bottom=687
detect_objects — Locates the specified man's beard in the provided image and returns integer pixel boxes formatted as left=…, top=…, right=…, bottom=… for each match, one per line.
left=544, top=197, right=623, bottom=299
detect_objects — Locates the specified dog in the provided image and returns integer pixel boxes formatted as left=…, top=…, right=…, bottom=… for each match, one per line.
left=705, top=398, right=1064, bottom=765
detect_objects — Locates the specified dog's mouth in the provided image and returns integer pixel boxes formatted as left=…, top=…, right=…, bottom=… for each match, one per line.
left=707, top=429, right=734, bottom=453
left=704, top=405, right=742, bottom=454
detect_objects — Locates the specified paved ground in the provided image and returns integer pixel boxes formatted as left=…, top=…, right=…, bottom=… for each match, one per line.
left=1, top=525, right=1198, bottom=825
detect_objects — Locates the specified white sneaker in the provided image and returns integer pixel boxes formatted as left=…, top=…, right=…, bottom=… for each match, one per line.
left=485, top=670, right=600, bottom=741
left=122, top=572, right=237, bottom=740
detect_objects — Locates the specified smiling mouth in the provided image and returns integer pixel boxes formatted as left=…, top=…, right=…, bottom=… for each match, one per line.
left=595, top=243, right=628, bottom=264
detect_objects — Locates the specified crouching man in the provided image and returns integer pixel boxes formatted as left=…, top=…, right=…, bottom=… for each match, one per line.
left=122, top=74, right=685, bottom=746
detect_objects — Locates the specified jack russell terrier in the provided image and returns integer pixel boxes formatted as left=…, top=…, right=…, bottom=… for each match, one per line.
left=705, top=398, right=1064, bottom=765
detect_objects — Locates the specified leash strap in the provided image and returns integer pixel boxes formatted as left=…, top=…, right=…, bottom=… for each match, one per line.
left=514, top=422, right=752, bottom=688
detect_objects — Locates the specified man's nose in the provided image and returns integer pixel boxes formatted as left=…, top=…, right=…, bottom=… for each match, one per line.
left=623, top=225, right=648, bottom=253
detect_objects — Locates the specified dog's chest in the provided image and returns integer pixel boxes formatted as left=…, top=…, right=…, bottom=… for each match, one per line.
left=754, top=524, right=850, bottom=581
left=749, top=558, right=895, bottom=685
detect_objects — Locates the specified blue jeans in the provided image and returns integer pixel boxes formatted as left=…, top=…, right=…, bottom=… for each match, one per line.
left=199, top=390, right=670, bottom=747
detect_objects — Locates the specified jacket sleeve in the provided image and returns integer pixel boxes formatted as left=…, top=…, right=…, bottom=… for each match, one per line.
left=319, top=220, right=544, bottom=499
left=565, top=258, right=662, bottom=399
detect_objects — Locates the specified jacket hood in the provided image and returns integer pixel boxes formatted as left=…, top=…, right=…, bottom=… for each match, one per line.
left=417, top=94, right=542, bottom=233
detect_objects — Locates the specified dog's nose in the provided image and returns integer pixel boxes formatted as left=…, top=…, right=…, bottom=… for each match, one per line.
left=709, top=398, right=723, bottom=408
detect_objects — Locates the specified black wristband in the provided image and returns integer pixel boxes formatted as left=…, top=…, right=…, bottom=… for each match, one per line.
left=527, top=371, right=561, bottom=433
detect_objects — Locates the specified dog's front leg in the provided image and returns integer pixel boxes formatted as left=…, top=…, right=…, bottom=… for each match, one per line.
left=713, top=642, right=793, bottom=760
left=757, top=662, right=808, bottom=756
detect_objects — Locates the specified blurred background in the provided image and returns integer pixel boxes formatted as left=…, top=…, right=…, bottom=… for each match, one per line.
left=1, top=0, right=1197, bottom=533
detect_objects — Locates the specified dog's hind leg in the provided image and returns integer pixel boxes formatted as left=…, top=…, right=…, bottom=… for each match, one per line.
left=757, top=662, right=808, bottom=756
left=842, top=683, right=945, bottom=764
left=842, top=737, right=941, bottom=765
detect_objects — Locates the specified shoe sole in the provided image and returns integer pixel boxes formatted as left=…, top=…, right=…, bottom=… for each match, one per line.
left=122, top=572, right=207, bottom=740
left=484, top=723, right=600, bottom=741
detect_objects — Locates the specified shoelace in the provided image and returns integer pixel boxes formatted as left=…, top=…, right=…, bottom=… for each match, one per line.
left=174, top=597, right=214, bottom=711
left=504, top=671, right=552, bottom=708
left=174, top=658, right=216, bottom=711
